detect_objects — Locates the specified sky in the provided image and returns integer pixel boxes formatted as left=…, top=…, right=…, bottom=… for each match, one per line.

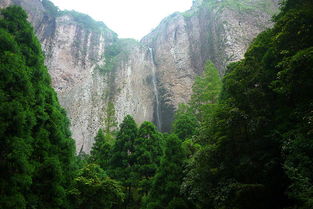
left=50, top=0, right=192, bottom=40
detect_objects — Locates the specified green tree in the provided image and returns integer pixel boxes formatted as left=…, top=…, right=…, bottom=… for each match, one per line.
left=172, top=104, right=198, bottom=140
left=133, top=122, right=162, bottom=197
left=0, top=6, right=75, bottom=209
left=270, top=1, right=313, bottom=206
left=144, top=134, right=192, bottom=209
left=70, top=164, right=124, bottom=209
left=109, top=115, right=138, bottom=208
left=190, top=61, right=222, bottom=124
left=189, top=61, right=222, bottom=145
left=104, top=101, right=118, bottom=135
left=0, top=29, right=34, bottom=209
left=183, top=1, right=313, bottom=208
left=90, top=129, right=112, bottom=170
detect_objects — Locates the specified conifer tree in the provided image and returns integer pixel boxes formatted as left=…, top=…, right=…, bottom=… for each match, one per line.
left=104, top=101, right=118, bottom=135
left=0, top=6, right=75, bottom=208
left=190, top=61, right=222, bottom=124
left=172, top=104, right=198, bottom=140
left=109, top=115, right=138, bottom=208
left=189, top=61, right=222, bottom=144
left=90, top=129, right=112, bottom=170
left=0, top=27, right=34, bottom=209
left=133, top=122, right=162, bottom=196
left=145, top=134, right=191, bottom=209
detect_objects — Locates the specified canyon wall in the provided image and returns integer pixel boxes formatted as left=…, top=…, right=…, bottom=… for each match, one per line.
left=0, top=0, right=279, bottom=152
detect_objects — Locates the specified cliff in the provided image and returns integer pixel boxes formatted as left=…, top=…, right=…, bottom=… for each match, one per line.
left=139, top=0, right=279, bottom=131
left=0, top=0, right=117, bottom=152
left=0, top=0, right=279, bottom=152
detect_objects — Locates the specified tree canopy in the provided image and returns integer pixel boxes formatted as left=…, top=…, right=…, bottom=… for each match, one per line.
left=0, top=6, right=75, bottom=209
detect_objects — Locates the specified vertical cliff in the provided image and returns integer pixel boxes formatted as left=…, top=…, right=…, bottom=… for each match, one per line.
left=0, top=0, right=117, bottom=152
left=139, top=0, right=279, bottom=131
left=0, top=0, right=279, bottom=152
left=113, top=0, right=279, bottom=132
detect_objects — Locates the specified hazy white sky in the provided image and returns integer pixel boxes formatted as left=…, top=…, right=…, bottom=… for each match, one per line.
left=50, top=0, right=192, bottom=40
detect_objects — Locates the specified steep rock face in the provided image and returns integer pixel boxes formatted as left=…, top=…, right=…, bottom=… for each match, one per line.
left=140, top=0, right=279, bottom=131
left=113, top=44, right=155, bottom=127
left=0, top=0, right=117, bottom=152
left=1, top=0, right=279, bottom=152
left=41, top=15, right=114, bottom=153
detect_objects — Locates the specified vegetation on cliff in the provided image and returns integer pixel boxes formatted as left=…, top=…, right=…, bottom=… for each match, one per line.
left=42, top=0, right=115, bottom=34
left=201, top=0, right=278, bottom=15
left=96, top=38, right=139, bottom=75
left=184, top=0, right=278, bottom=18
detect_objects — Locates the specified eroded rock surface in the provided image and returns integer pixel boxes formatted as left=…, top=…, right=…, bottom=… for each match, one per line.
left=0, top=0, right=279, bottom=152
left=140, top=0, right=279, bottom=131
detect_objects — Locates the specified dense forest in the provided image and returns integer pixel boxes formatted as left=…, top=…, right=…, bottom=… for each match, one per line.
left=0, top=0, right=313, bottom=208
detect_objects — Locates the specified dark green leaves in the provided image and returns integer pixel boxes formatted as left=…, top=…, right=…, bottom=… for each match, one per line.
left=0, top=6, right=75, bottom=208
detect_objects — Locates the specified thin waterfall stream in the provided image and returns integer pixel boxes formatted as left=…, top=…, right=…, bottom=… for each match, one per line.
left=149, top=48, right=162, bottom=130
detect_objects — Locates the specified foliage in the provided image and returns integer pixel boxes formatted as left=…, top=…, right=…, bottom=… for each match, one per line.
left=104, top=101, right=118, bottom=134
left=144, top=134, right=193, bottom=209
left=97, top=39, right=139, bottom=74
left=183, top=0, right=313, bottom=208
left=89, top=129, right=112, bottom=170
left=190, top=61, right=222, bottom=123
left=70, top=164, right=124, bottom=209
left=96, top=40, right=122, bottom=74
left=201, top=0, right=278, bottom=15
left=133, top=122, right=162, bottom=196
left=75, top=151, right=90, bottom=170
left=172, top=104, right=198, bottom=140
left=41, top=0, right=116, bottom=35
left=89, top=101, right=117, bottom=170
left=0, top=6, right=75, bottom=209
left=42, top=0, right=60, bottom=17
left=109, top=115, right=137, bottom=180
left=60, top=10, right=112, bottom=33
left=109, top=115, right=138, bottom=208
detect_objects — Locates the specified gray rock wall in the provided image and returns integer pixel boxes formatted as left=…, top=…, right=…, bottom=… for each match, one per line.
left=0, top=0, right=117, bottom=152
left=0, top=0, right=279, bottom=152
left=140, top=0, right=278, bottom=131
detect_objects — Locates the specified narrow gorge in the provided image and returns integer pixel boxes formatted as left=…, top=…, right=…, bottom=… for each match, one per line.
left=0, top=0, right=279, bottom=152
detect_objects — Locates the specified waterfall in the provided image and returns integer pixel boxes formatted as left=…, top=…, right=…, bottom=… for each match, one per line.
left=149, top=48, right=162, bottom=130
